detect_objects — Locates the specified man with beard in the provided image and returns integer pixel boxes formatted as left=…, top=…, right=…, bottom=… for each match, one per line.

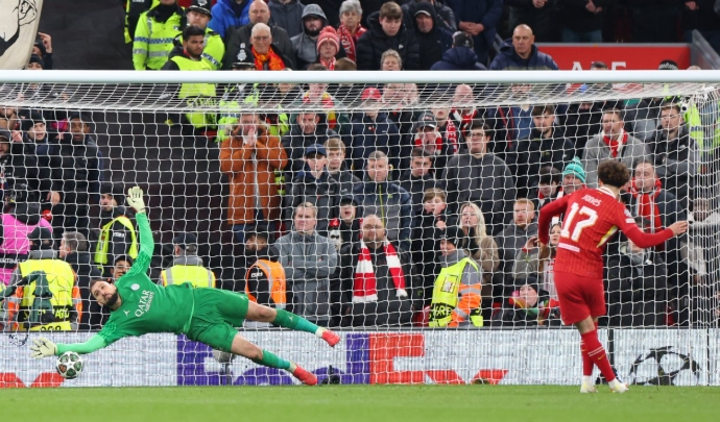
left=59, top=231, right=103, bottom=331
left=291, top=4, right=331, bottom=69
left=93, top=183, right=138, bottom=279
left=29, top=187, right=340, bottom=386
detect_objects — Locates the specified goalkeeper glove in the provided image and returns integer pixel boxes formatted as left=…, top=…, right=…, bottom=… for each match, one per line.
left=126, top=186, right=146, bottom=214
left=30, top=337, right=57, bottom=359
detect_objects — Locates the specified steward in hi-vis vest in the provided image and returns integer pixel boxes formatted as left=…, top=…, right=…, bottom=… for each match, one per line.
left=429, top=226, right=483, bottom=328
left=161, top=233, right=216, bottom=288
left=94, top=183, right=138, bottom=278
left=245, top=243, right=286, bottom=309
left=0, top=227, right=79, bottom=331
left=132, top=0, right=186, bottom=70
left=161, top=25, right=218, bottom=130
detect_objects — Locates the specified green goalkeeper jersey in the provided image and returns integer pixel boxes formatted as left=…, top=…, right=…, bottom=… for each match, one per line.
left=56, top=212, right=196, bottom=355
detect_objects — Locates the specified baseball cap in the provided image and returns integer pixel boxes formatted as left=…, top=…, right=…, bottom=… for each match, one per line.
left=340, top=196, right=358, bottom=206
left=438, top=226, right=462, bottom=247
left=412, top=112, right=437, bottom=132
left=0, top=128, right=12, bottom=142
left=361, top=87, right=382, bottom=102
left=304, top=143, right=327, bottom=157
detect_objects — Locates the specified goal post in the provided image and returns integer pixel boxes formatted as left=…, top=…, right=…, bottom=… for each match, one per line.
left=0, top=70, right=718, bottom=387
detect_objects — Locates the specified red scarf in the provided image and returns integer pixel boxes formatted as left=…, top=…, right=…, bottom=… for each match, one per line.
left=413, top=134, right=442, bottom=155
left=252, top=46, right=286, bottom=71
left=630, top=178, right=664, bottom=232
left=302, top=92, right=337, bottom=130
left=441, top=119, right=459, bottom=154
left=452, top=109, right=479, bottom=139
left=337, top=23, right=366, bottom=63
left=601, top=131, right=627, bottom=158
left=320, top=57, right=336, bottom=71
left=353, top=240, right=406, bottom=302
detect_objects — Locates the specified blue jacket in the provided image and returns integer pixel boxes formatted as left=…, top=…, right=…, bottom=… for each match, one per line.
left=448, top=0, right=502, bottom=49
left=353, top=179, right=413, bottom=252
left=209, top=0, right=251, bottom=40
left=431, top=46, right=487, bottom=71
left=489, top=41, right=559, bottom=71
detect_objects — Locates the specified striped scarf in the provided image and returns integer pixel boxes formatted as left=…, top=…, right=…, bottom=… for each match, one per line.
left=337, top=23, right=366, bottom=63
left=302, top=91, right=337, bottom=130
left=353, top=240, right=406, bottom=302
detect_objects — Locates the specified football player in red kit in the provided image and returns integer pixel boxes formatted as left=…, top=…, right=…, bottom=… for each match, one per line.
left=537, top=160, right=688, bottom=393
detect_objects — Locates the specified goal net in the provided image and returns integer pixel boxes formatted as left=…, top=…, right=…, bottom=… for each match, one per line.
left=0, top=70, right=718, bottom=387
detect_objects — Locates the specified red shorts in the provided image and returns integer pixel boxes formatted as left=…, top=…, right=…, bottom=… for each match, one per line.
left=554, top=271, right=606, bottom=325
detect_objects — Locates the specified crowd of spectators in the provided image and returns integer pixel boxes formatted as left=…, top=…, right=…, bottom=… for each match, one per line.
left=2, top=0, right=720, bottom=332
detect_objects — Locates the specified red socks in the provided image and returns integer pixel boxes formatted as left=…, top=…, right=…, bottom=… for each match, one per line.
left=580, top=340, right=594, bottom=376
left=581, top=329, right=616, bottom=383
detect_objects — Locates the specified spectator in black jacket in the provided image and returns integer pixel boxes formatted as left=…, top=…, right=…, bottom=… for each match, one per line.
left=324, top=137, right=360, bottom=197
left=356, top=2, right=420, bottom=70
left=223, top=1, right=295, bottom=69
left=283, top=144, right=341, bottom=236
left=513, top=104, right=575, bottom=198
left=48, top=112, right=102, bottom=238
left=605, top=233, right=668, bottom=327
left=403, top=0, right=457, bottom=32
left=0, top=128, right=38, bottom=205
left=453, top=0, right=503, bottom=65
left=683, top=0, right=720, bottom=53
left=558, top=0, right=607, bottom=43
left=59, top=231, right=102, bottom=331
left=281, top=111, right=337, bottom=179
left=442, top=119, right=515, bottom=235
left=399, top=148, right=437, bottom=215
left=430, top=30, right=487, bottom=71
left=648, top=102, right=698, bottom=211
left=407, top=2, right=452, bottom=70
left=506, top=0, right=559, bottom=42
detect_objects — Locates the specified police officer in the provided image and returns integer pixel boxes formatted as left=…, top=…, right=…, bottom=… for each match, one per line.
left=428, top=226, right=484, bottom=328
left=160, top=233, right=216, bottom=288
left=185, top=0, right=225, bottom=71
left=0, top=227, right=79, bottom=331
left=162, top=25, right=217, bottom=138
left=93, top=183, right=138, bottom=278
left=132, top=0, right=186, bottom=70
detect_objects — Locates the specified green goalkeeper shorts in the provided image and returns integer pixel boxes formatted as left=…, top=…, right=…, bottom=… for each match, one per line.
left=186, top=288, right=250, bottom=352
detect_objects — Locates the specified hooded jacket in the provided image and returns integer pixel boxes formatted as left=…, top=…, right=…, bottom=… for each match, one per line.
left=275, top=230, right=337, bottom=323
left=290, top=4, right=329, bottom=69
left=355, top=11, right=420, bottom=70
left=489, top=40, right=559, bottom=71
left=209, top=0, right=252, bottom=40
left=431, top=46, right=487, bottom=71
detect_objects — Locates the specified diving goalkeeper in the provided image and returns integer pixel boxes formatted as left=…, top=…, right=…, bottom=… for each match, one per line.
left=29, top=187, right=339, bottom=385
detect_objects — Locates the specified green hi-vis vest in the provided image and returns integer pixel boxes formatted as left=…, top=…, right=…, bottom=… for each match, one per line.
left=133, top=9, right=185, bottom=70
left=94, top=215, right=139, bottom=269
left=161, top=265, right=216, bottom=288
left=170, top=55, right=217, bottom=128
left=428, top=257, right=483, bottom=328
left=179, top=28, right=225, bottom=71
left=18, top=260, right=76, bottom=331
left=684, top=103, right=704, bottom=150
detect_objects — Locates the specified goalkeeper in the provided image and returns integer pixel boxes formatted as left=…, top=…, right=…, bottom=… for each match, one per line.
left=29, top=187, right=339, bottom=386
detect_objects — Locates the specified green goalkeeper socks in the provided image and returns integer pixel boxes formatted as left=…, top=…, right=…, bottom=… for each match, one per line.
left=252, top=350, right=291, bottom=371
left=273, top=309, right=321, bottom=335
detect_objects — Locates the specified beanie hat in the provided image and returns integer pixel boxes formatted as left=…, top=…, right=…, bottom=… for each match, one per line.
left=28, top=54, right=44, bottom=68
left=658, top=60, right=679, bottom=71
left=317, top=26, right=340, bottom=52
left=439, top=225, right=462, bottom=247
left=562, top=157, right=586, bottom=183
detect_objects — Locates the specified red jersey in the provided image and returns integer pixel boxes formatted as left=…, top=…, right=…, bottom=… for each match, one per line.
left=537, top=187, right=674, bottom=279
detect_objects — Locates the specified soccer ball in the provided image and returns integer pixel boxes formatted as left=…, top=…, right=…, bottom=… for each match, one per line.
left=56, top=351, right=83, bottom=379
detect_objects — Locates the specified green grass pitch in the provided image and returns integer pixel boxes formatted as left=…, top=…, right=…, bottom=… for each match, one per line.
left=2, top=385, right=719, bottom=422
